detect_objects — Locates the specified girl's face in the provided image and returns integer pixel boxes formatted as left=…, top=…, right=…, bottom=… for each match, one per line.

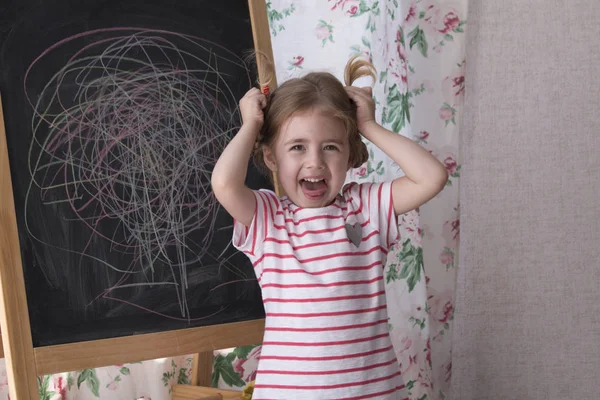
left=263, top=108, right=351, bottom=208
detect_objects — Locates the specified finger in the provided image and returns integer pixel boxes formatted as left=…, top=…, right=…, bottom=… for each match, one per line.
left=345, top=86, right=363, bottom=100
left=258, top=94, right=268, bottom=109
left=346, top=86, right=370, bottom=97
left=345, top=88, right=370, bottom=104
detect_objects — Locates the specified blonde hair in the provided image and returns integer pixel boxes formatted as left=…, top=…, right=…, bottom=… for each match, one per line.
left=253, top=56, right=376, bottom=176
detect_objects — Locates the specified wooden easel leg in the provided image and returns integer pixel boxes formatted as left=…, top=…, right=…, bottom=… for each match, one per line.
left=191, top=351, right=214, bottom=387
left=0, top=95, right=40, bottom=399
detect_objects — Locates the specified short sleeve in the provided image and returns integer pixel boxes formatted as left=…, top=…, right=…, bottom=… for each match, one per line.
left=232, top=189, right=279, bottom=272
left=345, top=181, right=399, bottom=250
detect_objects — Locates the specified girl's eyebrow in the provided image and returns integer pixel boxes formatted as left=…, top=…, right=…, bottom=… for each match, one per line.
left=283, top=138, right=307, bottom=146
left=283, top=138, right=345, bottom=146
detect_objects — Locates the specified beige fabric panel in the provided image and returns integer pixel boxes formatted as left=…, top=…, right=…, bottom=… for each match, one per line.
left=451, top=1, right=600, bottom=399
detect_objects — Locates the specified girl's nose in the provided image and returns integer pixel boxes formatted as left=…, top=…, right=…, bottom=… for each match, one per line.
left=307, top=149, right=325, bottom=169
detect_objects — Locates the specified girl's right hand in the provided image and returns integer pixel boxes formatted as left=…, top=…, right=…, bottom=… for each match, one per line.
left=240, top=88, right=267, bottom=128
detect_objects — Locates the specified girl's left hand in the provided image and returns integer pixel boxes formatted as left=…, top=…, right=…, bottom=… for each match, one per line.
left=345, top=86, right=376, bottom=133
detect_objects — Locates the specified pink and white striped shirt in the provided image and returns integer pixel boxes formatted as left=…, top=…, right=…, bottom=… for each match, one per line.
left=233, top=181, right=408, bottom=399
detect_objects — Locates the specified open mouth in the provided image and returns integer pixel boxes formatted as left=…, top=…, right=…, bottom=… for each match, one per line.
left=299, top=178, right=328, bottom=199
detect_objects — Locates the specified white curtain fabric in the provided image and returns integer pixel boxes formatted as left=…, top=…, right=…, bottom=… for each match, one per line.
left=266, top=1, right=465, bottom=398
left=0, top=1, right=466, bottom=399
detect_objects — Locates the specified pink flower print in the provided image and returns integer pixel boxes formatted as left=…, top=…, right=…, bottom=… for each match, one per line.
left=398, top=350, right=418, bottom=376
left=248, top=345, right=262, bottom=360
left=356, top=166, right=367, bottom=177
left=439, top=250, right=454, bottom=266
left=247, top=368, right=257, bottom=383
left=421, top=4, right=462, bottom=39
left=292, top=56, right=304, bottom=66
left=395, top=30, right=406, bottom=61
left=233, top=346, right=262, bottom=383
left=405, top=2, right=417, bottom=23
left=442, top=209, right=460, bottom=246
left=107, top=381, right=118, bottom=391
left=439, top=107, right=453, bottom=121
left=422, top=4, right=442, bottom=33
left=288, top=56, right=305, bottom=71
left=442, top=68, right=465, bottom=104
left=400, top=210, right=422, bottom=246
left=53, top=376, right=67, bottom=398
left=329, top=0, right=359, bottom=14
left=441, top=11, right=460, bottom=34
left=425, top=339, right=432, bottom=368
left=328, top=0, right=347, bottom=11
left=428, top=290, right=454, bottom=324
left=233, top=357, right=246, bottom=377
left=453, top=75, right=465, bottom=97
left=399, top=336, right=412, bottom=352
left=443, top=155, right=457, bottom=175
left=445, top=359, right=452, bottom=382
left=315, top=26, right=329, bottom=40
left=245, top=346, right=262, bottom=382
left=417, top=130, right=429, bottom=142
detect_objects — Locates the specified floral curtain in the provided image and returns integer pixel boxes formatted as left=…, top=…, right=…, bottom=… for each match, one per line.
left=266, top=1, right=465, bottom=399
left=0, top=1, right=465, bottom=399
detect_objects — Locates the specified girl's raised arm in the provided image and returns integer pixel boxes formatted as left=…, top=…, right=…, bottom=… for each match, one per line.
left=211, top=88, right=267, bottom=226
left=346, top=86, right=448, bottom=215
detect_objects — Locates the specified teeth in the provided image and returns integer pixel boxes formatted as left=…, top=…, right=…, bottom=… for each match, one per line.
left=303, top=178, right=324, bottom=183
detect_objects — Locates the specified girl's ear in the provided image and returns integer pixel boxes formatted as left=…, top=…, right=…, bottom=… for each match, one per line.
left=262, top=145, right=277, bottom=172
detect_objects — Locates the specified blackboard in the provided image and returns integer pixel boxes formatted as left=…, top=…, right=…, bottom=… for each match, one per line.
left=0, top=0, right=269, bottom=347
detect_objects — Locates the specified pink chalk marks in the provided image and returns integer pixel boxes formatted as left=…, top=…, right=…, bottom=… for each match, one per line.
left=23, top=28, right=253, bottom=320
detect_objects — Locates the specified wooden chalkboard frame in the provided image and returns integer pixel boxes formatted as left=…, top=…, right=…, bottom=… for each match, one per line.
left=0, top=1, right=276, bottom=398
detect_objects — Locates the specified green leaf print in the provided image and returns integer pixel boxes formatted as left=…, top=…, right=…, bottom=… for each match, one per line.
left=212, top=353, right=246, bottom=388
left=408, top=26, right=428, bottom=57
left=386, top=263, right=399, bottom=283
left=163, top=370, right=174, bottom=387
left=266, top=1, right=296, bottom=36
left=382, top=84, right=410, bottom=133
left=379, top=70, right=387, bottom=83
left=37, top=375, right=54, bottom=400
left=409, top=316, right=426, bottom=330
left=210, top=359, right=220, bottom=388
left=397, top=239, right=424, bottom=292
left=120, top=366, right=130, bottom=375
left=233, top=344, right=258, bottom=360
left=454, top=21, right=467, bottom=33
left=177, top=367, right=191, bottom=384
left=163, top=358, right=186, bottom=392
left=67, top=372, right=74, bottom=391
left=77, top=369, right=100, bottom=397
left=359, top=147, right=385, bottom=180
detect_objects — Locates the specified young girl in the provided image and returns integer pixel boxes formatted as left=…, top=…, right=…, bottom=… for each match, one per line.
left=211, top=57, right=448, bottom=399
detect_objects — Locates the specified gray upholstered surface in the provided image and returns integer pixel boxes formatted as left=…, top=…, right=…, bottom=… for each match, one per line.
left=451, top=1, right=600, bottom=399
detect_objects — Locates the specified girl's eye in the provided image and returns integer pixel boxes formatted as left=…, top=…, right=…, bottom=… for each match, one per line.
left=324, top=145, right=339, bottom=151
left=290, top=145, right=304, bottom=151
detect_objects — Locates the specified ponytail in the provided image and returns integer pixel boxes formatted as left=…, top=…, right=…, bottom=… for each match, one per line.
left=344, top=55, right=375, bottom=168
